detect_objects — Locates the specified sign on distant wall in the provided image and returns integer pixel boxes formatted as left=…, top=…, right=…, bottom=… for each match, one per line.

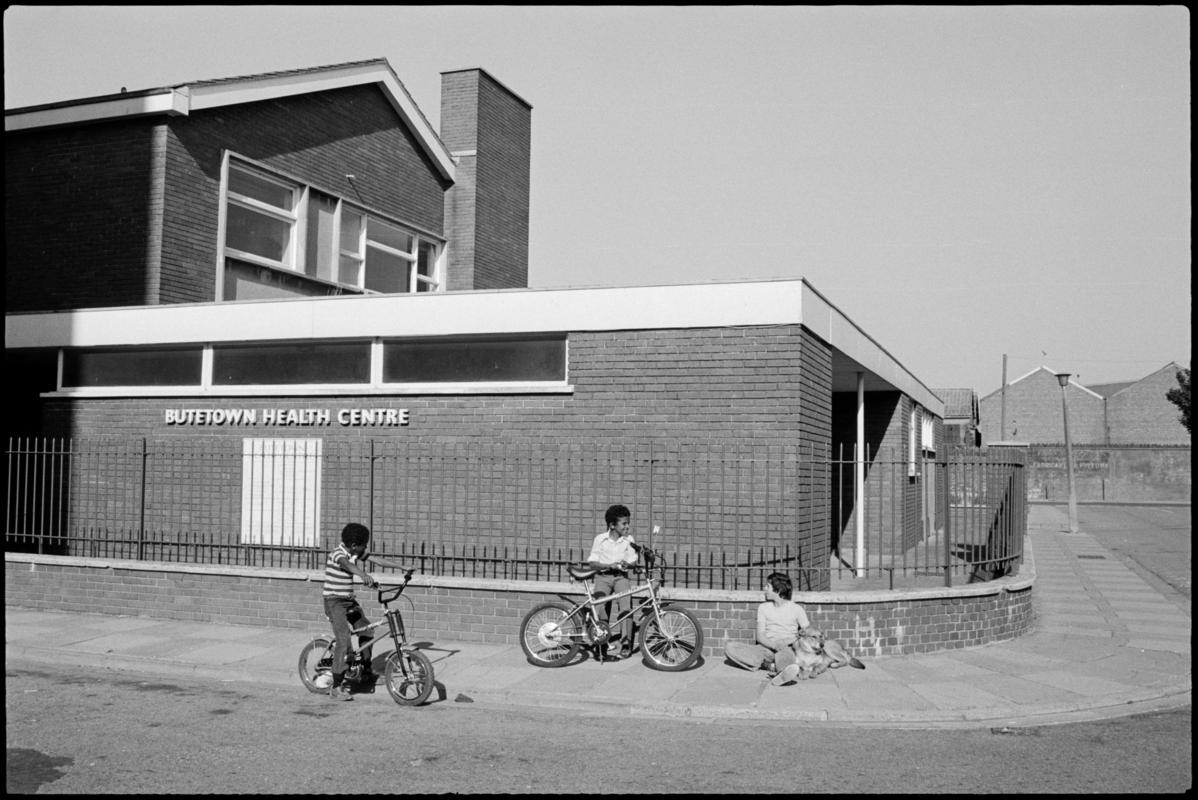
left=164, top=408, right=410, bottom=427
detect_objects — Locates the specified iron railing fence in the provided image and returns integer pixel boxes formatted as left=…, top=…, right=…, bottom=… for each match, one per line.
left=5, top=436, right=1024, bottom=590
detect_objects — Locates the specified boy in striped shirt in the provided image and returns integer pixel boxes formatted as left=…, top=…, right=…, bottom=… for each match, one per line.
left=323, top=522, right=408, bottom=701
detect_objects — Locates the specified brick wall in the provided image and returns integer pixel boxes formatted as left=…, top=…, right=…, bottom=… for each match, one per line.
left=35, top=325, right=838, bottom=583
left=6, top=120, right=159, bottom=311
left=440, top=69, right=531, bottom=290
left=797, top=330, right=833, bottom=580
left=5, top=555, right=1036, bottom=657
left=46, top=325, right=815, bottom=441
left=1025, top=444, right=1191, bottom=503
left=6, top=85, right=449, bottom=311
left=1106, top=366, right=1190, bottom=445
left=473, top=72, right=530, bottom=289
left=159, top=85, right=450, bottom=304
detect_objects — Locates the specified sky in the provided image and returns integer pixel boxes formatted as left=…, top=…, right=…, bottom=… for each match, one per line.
left=4, top=5, right=1191, bottom=397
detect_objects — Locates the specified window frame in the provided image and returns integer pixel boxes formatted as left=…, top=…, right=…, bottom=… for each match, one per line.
left=217, top=153, right=445, bottom=301
left=222, top=166, right=300, bottom=273
left=380, top=335, right=568, bottom=385
left=46, top=336, right=572, bottom=397
left=59, top=345, right=205, bottom=389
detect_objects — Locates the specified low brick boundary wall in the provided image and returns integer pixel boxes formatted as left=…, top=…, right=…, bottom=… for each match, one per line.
left=5, top=550, right=1035, bottom=658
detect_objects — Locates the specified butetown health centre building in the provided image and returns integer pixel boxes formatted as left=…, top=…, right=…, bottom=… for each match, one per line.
left=5, top=59, right=947, bottom=648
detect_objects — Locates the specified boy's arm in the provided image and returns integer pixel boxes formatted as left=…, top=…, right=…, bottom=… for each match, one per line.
left=335, top=555, right=378, bottom=588
left=795, top=603, right=812, bottom=630
left=369, top=556, right=413, bottom=573
left=755, top=606, right=776, bottom=650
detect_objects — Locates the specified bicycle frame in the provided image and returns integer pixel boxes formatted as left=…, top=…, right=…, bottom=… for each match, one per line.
left=348, top=580, right=415, bottom=656
left=559, top=554, right=669, bottom=641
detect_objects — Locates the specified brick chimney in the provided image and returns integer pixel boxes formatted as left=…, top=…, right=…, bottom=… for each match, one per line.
left=440, top=68, right=532, bottom=290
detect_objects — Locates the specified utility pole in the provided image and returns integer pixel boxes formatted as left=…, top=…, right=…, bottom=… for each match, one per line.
left=1055, top=372, right=1079, bottom=534
left=1000, top=354, right=1008, bottom=441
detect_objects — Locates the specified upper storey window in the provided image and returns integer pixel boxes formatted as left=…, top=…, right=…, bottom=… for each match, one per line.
left=220, top=157, right=444, bottom=302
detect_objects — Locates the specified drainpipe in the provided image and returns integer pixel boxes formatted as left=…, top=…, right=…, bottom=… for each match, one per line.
left=856, top=372, right=865, bottom=577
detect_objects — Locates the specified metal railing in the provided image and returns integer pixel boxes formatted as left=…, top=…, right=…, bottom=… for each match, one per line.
left=5, top=436, right=1024, bottom=590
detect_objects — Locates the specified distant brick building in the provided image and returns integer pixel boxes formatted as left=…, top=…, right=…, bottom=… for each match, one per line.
left=934, top=388, right=980, bottom=446
left=978, top=364, right=1188, bottom=445
left=1101, top=364, right=1190, bottom=445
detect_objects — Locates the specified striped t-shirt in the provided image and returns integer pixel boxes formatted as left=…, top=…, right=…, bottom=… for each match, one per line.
left=323, top=544, right=365, bottom=598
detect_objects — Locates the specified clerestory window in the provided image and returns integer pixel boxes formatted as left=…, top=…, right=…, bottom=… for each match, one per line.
left=220, top=157, right=444, bottom=301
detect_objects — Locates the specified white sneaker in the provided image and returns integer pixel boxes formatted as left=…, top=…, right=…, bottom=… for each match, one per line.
left=770, top=664, right=802, bottom=686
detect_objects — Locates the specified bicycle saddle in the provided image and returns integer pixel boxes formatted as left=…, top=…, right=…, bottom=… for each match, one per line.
left=567, top=564, right=602, bottom=581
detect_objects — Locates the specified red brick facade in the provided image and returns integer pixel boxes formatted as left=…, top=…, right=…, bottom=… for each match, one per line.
left=37, top=325, right=840, bottom=570
left=6, top=120, right=161, bottom=310
left=440, top=69, right=531, bottom=291
left=7, top=85, right=449, bottom=312
left=45, top=325, right=823, bottom=442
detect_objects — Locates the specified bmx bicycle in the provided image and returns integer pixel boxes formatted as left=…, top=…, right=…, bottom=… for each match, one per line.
left=297, top=569, right=435, bottom=706
left=519, top=541, right=703, bottom=671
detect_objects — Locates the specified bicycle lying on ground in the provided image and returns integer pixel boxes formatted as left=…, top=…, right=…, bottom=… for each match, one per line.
left=519, top=541, right=704, bottom=671
left=298, top=570, right=435, bottom=706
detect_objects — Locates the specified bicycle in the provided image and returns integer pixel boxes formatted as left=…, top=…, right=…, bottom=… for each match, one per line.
left=518, top=541, right=704, bottom=671
left=298, top=569, right=435, bottom=706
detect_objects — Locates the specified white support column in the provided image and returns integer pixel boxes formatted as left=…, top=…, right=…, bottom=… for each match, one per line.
left=856, top=371, right=866, bottom=577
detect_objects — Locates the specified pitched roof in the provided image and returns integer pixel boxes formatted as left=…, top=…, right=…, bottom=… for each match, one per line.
left=979, top=365, right=1105, bottom=402
left=1102, top=362, right=1186, bottom=397
left=4, top=58, right=455, bottom=181
left=1086, top=381, right=1135, bottom=398
left=933, top=388, right=977, bottom=420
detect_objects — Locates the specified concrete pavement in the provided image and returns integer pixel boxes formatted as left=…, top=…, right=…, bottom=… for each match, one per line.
left=6, top=505, right=1190, bottom=728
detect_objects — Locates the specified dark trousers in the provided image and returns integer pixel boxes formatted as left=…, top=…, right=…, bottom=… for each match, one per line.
left=323, top=596, right=373, bottom=676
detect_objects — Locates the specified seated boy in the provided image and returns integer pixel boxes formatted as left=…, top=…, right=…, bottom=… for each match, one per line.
left=322, top=522, right=409, bottom=701
left=722, top=571, right=812, bottom=685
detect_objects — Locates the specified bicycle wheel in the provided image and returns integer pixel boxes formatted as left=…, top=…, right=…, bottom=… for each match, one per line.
left=519, top=602, right=584, bottom=667
left=384, top=648, right=435, bottom=706
left=639, top=605, right=703, bottom=671
left=298, top=637, right=335, bottom=693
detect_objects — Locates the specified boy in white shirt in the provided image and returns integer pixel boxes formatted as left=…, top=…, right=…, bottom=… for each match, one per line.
left=586, top=504, right=639, bottom=660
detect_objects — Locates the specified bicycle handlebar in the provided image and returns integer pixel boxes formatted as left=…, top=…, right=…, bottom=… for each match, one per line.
left=376, top=569, right=416, bottom=603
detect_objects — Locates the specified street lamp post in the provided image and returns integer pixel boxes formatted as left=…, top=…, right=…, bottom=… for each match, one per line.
left=1055, top=372, right=1079, bottom=534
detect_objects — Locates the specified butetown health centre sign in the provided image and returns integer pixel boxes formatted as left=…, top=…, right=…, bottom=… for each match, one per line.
left=164, top=408, right=410, bottom=427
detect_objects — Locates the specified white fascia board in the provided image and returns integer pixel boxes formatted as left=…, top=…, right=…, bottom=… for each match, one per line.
left=187, top=65, right=455, bottom=182
left=799, top=283, right=943, bottom=415
left=5, top=279, right=940, bottom=411
left=5, top=283, right=802, bottom=347
left=4, top=89, right=190, bottom=132
left=7, top=64, right=454, bottom=181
